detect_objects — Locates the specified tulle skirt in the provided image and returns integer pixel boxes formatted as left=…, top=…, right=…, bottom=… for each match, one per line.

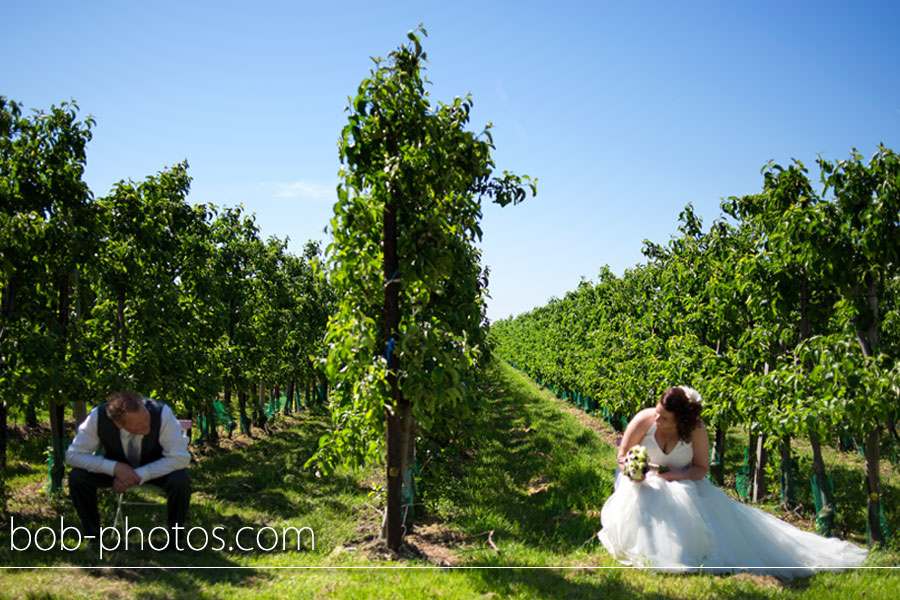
left=598, top=471, right=868, bottom=579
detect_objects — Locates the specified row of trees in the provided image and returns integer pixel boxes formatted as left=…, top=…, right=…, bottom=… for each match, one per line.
left=0, top=97, right=334, bottom=507
left=1, top=30, right=534, bottom=555
left=491, top=147, right=899, bottom=545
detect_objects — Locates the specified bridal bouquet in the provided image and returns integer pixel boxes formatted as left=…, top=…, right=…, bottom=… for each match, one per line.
left=622, top=445, right=649, bottom=482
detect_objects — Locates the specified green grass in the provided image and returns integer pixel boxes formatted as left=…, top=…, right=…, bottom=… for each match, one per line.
left=0, top=361, right=898, bottom=599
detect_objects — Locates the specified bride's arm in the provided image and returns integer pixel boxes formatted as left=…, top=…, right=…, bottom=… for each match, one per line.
left=616, top=408, right=654, bottom=465
left=659, top=423, right=710, bottom=481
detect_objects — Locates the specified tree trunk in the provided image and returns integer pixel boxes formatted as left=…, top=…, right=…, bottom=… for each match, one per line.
left=48, top=272, right=70, bottom=494
left=402, top=417, right=417, bottom=528
left=710, top=426, right=726, bottom=486
left=319, top=374, right=328, bottom=404
left=206, top=398, right=219, bottom=446
left=223, top=384, right=235, bottom=438
left=285, top=379, right=294, bottom=415
left=72, top=267, right=87, bottom=425
left=0, top=278, right=14, bottom=511
left=25, top=402, right=38, bottom=428
left=859, top=277, right=884, bottom=545
left=780, top=435, right=796, bottom=509
left=0, top=399, right=7, bottom=514
left=383, top=195, right=410, bottom=551
left=73, top=402, right=87, bottom=426
left=254, top=380, right=267, bottom=430
left=238, top=389, right=251, bottom=436
left=864, top=427, right=886, bottom=545
left=752, top=433, right=767, bottom=503
left=751, top=360, right=771, bottom=503
left=809, top=431, right=834, bottom=535
left=306, top=361, right=314, bottom=407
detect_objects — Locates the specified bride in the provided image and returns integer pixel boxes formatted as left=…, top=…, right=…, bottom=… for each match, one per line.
left=597, top=386, right=868, bottom=578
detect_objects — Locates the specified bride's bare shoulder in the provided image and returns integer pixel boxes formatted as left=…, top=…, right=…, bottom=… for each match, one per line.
left=634, top=407, right=656, bottom=422
left=628, top=408, right=655, bottom=430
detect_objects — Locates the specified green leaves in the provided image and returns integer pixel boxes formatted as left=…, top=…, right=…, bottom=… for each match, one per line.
left=311, top=29, right=534, bottom=471
left=2, top=97, right=334, bottom=438
left=493, top=145, right=900, bottom=462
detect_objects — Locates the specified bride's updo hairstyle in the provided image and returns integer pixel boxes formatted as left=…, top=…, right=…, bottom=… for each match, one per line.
left=660, top=387, right=703, bottom=442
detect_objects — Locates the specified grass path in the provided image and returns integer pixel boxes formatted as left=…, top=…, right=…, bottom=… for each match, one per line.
left=0, top=361, right=897, bottom=599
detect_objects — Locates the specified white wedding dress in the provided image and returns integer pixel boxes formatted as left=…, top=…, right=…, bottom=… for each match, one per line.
left=598, top=424, right=868, bottom=578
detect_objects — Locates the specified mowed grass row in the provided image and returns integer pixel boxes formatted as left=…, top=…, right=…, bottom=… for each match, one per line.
left=0, top=360, right=897, bottom=599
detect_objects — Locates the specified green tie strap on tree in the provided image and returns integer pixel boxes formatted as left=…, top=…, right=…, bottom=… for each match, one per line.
left=252, top=395, right=267, bottom=429
left=838, top=434, right=858, bottom=453
left=197, top=414, right=212, bottom=443
left=780, top=447, right=797, bottom=507
left=213, top=401, right=236, bottom=435
left=866, top=498, right=891, bottom=546
left=265, top=396, right=281, bottom=418
left=402, top=454, right=419, bottom=526
left=810, top=473, right=836, bottom=537
left=734, top=446, right=752, bottom=501
left=239, top=410, right=252, bottom=435
left=45, top=438, right=69, bottom=495
left=708, top=446, right=723, bottom=485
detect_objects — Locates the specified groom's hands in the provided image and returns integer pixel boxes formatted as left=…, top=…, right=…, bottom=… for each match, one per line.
left=113, top=462, right=141, bottom=492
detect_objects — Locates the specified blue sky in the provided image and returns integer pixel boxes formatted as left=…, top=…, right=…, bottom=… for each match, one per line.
left=4, top=1, right=899, bottom=321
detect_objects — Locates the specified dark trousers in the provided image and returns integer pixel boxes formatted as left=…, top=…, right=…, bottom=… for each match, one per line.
left=68, top=468, right=191, bottom=538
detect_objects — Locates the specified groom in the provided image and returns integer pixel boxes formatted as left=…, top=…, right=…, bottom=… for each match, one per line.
left=65, top=390, right=191, bottom=547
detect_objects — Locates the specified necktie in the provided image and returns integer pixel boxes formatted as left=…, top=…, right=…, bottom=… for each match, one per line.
left=126, top=436, right=141, bottom=467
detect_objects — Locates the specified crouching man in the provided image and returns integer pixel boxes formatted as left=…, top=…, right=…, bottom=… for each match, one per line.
left=66, top=390, right=191, bottom=549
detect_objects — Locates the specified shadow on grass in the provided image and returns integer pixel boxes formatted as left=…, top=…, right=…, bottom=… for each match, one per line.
left=470, top=567, right=796, bottom=600
left=0, top=410, right=361, bottom=594
left=192, top=420, right=360, bottom=520
left=420, top=362, right=617, bottom=559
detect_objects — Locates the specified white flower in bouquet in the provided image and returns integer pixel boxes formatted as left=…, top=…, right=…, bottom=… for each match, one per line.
left=622, top=445, right=649, bottom=482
